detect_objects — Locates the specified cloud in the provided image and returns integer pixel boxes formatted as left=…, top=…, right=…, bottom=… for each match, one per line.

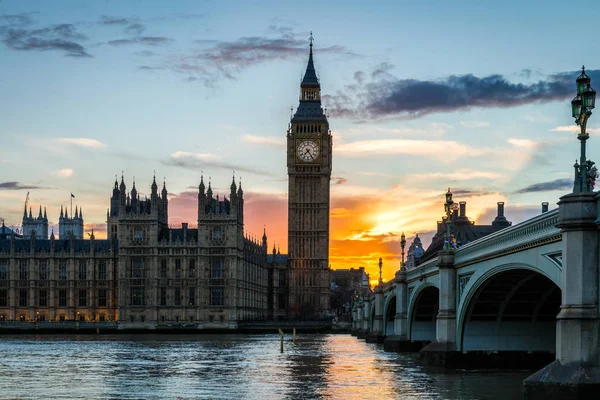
left=108, top=36, right=172, bottom=46
left=515, top=178, right=572, bottom=194
left=138, top=65, right=163, bottom=70
left=0, top=181, right=47, bottom=190
left=508, top=138, right=539, bottom=149
left=0, top=14, right=34, bottom=26
left=551, top=125, right=600, bottom=134
left=55, top=138, right=106, bottom=148
left=323, top=65, right=599, bottom=121
left=332, top=177, right=348, bottom=185
left=164, top=151, right=277, bottom=177
left=243, top=135, right=285, bottom=148
left=0, top=15, right=91, bottom=57
left=56, top=168, right=73, bottom=178
left=170, top=31, right=353, bottom=86
left=460, top=120, right=490, bottom=128
left=405, top=169, right=504, bottom=182
left=334, top=138, right=494, bottom=160
left=98, top=16, right=145, bottom=35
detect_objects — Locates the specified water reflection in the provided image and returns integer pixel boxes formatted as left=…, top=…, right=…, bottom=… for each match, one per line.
left=0, top=334, right=528, bottom=399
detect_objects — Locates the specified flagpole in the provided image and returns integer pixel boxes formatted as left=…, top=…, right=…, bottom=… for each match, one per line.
left=70, top=193, right=72, bottom=219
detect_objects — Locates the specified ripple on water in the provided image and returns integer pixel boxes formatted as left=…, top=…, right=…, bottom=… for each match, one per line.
left=0, top=334, right=528, bottom=400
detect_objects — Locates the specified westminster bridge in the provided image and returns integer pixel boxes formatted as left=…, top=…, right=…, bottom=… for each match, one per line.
left=351, top=192, right=600, bottom=399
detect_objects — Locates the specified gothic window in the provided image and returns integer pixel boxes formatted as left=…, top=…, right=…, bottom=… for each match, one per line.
left=38, top=289, right=47, bottom=307
left=19, top=289, right=27, bottom=307
left=0, top=289, right=7, bottom=307
left=19, top=260, right=28, bottom=280
left=98, top=261, right=107, bottom=280
left=78, top=260, right=87, bottom=280
left=175, top=259, right=182, bottom=278
left=130, top=287, right=145, bottom=306
left=78, top=289, right=87, bottom=307
left=98, top=289, right=107, bottom=307
left=210, top=287, right=224, bottom=306
left=38, top=261, right=48, bottom=280
left=58, top=289, right=67, bottom=307
left=211, top=257, right=224, bottom=279
left=59, top=262, right=67, bottom=281
left=134, top=228, right=143, bottom=240
left=174, top=287, right=181, bottom=306
left=189, top=259, right=196, bottom=278
left=159, top=287, right=167, bottom=306
left=160, top=259, right=167, bottom=278
left=0, top=261, right=7, bottom=281
left=188, top=288, right=195, bottom=306
left=131, top=258, right=144, bottom=278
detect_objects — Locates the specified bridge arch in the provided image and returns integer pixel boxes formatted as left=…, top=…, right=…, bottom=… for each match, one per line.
left=408, top=283, right=439, bottom=342
left=457, top=263, right=560, bottom=352
left=383, top=294, right=396, bottom=336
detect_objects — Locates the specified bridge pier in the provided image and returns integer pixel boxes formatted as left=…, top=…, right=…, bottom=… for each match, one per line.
left=421, top=250, right=459, bottom=366
left=384, top=268, right=421, bottom=351
left=366, top=285, right=385, bottom=343
left=350, top=305, right=358, bottom=335
left=357, top=299, right=369, bottom=339
left=524, top=192, right=600, bottom=399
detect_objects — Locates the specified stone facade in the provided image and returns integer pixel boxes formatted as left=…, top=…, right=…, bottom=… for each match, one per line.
left=0, top=234, right=118, bottom=323
left=0, top=175, right=288, bottom=327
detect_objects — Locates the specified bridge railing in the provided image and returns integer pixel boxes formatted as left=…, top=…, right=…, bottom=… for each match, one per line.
left=406, top=257, right=438, bottom=282
left=454, top=209, right=560, bottom=267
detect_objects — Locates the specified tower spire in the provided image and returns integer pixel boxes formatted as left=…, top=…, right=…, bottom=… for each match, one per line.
left=301, top=32, right=318, bottom=88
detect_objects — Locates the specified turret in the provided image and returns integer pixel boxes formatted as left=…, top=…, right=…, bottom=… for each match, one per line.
left=151, top=174, right=158, bottom=205
left=206, top=178, right=213, bottom=200
left=119, top=174, right=126, bottom=206
left=262, top=227, right=267, bottom=251
left=230, top=174, right=237, bottom=198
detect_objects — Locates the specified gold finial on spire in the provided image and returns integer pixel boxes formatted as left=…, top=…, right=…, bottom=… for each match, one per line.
left=309, top=31, right=314, bottom=48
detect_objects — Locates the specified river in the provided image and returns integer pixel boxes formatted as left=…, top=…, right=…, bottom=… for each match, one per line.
left=0, top=334, right=530, bottom=399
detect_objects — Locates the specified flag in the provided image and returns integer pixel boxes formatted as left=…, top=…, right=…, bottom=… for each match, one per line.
left=71, top=193, right=75, bottom=198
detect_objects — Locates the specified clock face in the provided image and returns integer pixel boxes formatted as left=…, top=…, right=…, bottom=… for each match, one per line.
left=297, top=140, right=319, bottom=163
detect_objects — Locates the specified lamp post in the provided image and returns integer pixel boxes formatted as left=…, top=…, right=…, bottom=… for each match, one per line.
left=378, top=257, right=383, bottom=285
left=571, top=66, right=597, bottom=193
left=400, top=232, right=406, bottom=271
left=443, top=188, right=459, bottom=250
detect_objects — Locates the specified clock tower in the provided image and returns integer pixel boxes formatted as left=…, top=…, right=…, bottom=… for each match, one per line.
left=287, top=34, right=332, bottom=319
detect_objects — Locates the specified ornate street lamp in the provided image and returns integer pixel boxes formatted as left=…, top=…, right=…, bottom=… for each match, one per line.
left=443, top=188, right=459, bottom=250
left=378, top=257, right=383, bottom=285
left=571, top=66, right=598, bottom=192
left=400, top=232, right=406, bottom=271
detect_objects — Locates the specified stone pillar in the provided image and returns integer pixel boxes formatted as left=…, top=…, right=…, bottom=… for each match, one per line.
left=362, top=300, right=370, bottom=334
left=421, top=250, right=458, bottom=366
left=355, top=303, right=364, bottom=337
left=384, top=268, right=419, bottom=351
left=366, top=285, right=385, bottom=343
left=351, top=305, right=358, bottom=334
left=524, top=192, right=600, bottom=399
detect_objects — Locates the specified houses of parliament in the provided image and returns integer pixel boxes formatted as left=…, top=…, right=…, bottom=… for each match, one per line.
left=0, top=39, right=333, bottom=327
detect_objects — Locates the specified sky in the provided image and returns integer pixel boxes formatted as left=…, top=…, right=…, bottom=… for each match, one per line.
left=2, top=0, right=600, bottom=283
